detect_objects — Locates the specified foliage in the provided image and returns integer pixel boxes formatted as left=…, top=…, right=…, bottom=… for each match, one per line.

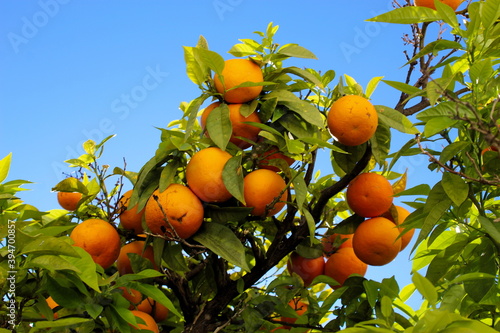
left=1, top=0, right=499, bottom=332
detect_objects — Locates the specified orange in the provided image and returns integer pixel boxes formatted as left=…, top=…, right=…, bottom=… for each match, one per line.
left=352, top=217, right=402, bottom=266
left=137, top=297, right=169, bottom=323
left=185, top=147, right=233, bottom=203
left=346, top=172, right=394, bottom=218
left=118, top=189, right=145, bottom=234
left=69, top=218, right=121, bottom=269
left=145, top=184, right=204, bottom=240
left=323, top=247, right=368, bottom=289
left=57, top=191, right=82, bottom=211
left=45, top=296, right=59, bottom=319
left=381, top=205, right=414, bottom=251
left=213, top=58, right=264, bottom=104
left=201, top=102, right=262, bottom=149
left=281, top=299, right=309, bottom=330
left=327, top=95, right=378, bottom=146
left=321, top=233, right=354, bottom=257
left=256, top=145, right=295, bottom=172
left=116, top=241, right=156, bottom=275
left=287, top=252, right=325, bottom=287
left=243, top=169, right=288, bottom=217
left=414, top=0, right=462, bottom=10
left=129, top=310, right=159, bottom=333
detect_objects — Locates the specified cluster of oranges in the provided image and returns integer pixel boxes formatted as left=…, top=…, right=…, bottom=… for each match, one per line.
left=288, top=172, right=415, bottom=292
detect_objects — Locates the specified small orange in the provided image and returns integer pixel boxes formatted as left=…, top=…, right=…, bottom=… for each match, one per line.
left=213, top=58, right=264, bottom=104
left=243, top=169, right=288, bottom=217
left=129, top=310, right=159, bottom=333
left=321, top=233, right=354, bottom=257
left=323, top=247, right=368, bottom=289
left=118, top=189, right=145, bottom=235
left=116, top=241, right=156, bottom=275
left=287, top=252, right=325, bottom=287
left=327, top=95, right=378, bottom=146
left=352, top=217, right=402, bottom=266
left=381, top=205, right=414, bottom=251
left=185, top=147, right=233, bottom=203
left=256, top=145, right=295, bottom=172
left=281, top=299, right=309, bottom=329
left=346, top=172, right=394, bottom=218
left=137, top=297, right=170, bottom=323
left=201, top=102, right=262, bottom=149
left=69, top=219, right=121, bottom=269
left=145, top=184, right=204, bottom=240
left=119, top=287, right=143, bottom=309
left=414, top=0, right=462, bottom=10
left=57, top=191, right=82, bottom=211
left=45, top=296, right=59, bottom=319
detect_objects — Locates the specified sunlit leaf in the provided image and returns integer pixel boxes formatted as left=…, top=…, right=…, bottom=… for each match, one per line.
left=441, top=172, right=468, bottom=207
left=222, top=155, right=245, bottom=204
left=0, top=153, right=12, bottom=183
left=412, top=271, right=438, bottom=306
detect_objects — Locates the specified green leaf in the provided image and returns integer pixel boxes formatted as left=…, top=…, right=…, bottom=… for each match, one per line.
left=478, top=216, right=500, bottom=247
left=35, top=318, right=93, bottom=328
left=205, top=205, right=253, bottom=223
left=376, top=105, right=419, bottom=134
left=131, top=282, right=181, bottom=318
left=441, top=172, right=468, bottom=207
left=62, top=247, right=100, bottom=292
left=435, top=0, right=459, bottom=28
left=367, top=6, right=442, bottom=24
left=279, top=44, right=317, bottom=59
left=439, top=141, right=470, bottom=164
left=365, top=76, right=384, bottom=98
left=281, top=66, right=323, bottom=88
left=222, top=155, right=245, bottom=204
left=193, top=222, right=251, bottom=272
left=183, top=46, right=208, bottom=86
left=291, top=171, right=308, bottom=209
left=0, top=153, right=12, bottom=183
left=28, top=255, right=81, bottom=272
left=412, top=271, right=438, bottom=306
left=184, top=95, right=208, bottom=141
left=407, top=40, right=463, bottom=66
left=480, top=0, right=500, bottom=30
left=383, top=80, right=422, bottom=96
left=159, top=159, right=180, bottom=192
left=193, top=47, right=225, bottom=76
left=264, top=90, right=324, bottom=127
left=21, top=236, right=80, bottom=257
left=423, top=117, right=457, bottom=137
left=206, top=103, right=232, bottom=150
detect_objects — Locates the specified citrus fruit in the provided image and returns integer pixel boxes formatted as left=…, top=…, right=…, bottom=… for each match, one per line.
left=45, top=296, right=59, bottom=319
left=346, top=172, right=394, bottom=218
left=213, top=58, right=264, bottom=104
left=185, top=147, right=233, bottom=203
left=119, top=287, right=143, bottom=309
left=243, top=169, right=288, bottom=217
left=118, top=189, right=145, bottom=234
left=201, top=102, right=262, bottom=149
left=381, top=205, right=414, bottom=251
left=281, top=299, right=309, bottom=329
left=57, top=191, right=82, bottom=211
left=69, top=218, right=121, bottom=269
left=414, top=0, right=462, bottom=10
left=327, top=95, right=378, bottom=146
left=323, top=247, right=368, bottom=289
left=321, top=233, right=354, bottom=257
left=116, top=241, right=156, bottom=275
left=287, top=252, right=325, bottom=286
left=352, top=217, right=402, bottom=266
left=137, top=297, right=169, bottom=323
left=256, top=145, right=295, bottom=172
left=129, top=310, right=159, bottom=333
left=145, top=184, right=204, bottom=240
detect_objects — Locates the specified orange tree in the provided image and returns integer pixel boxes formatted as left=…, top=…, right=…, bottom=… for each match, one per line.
left=1, top=0, right=500, bottom=332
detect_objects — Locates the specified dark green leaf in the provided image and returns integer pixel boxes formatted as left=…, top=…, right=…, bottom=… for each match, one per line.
left=35, top=318, right=93, bottom=329
left=222, top=155, right=245, bottom=204
left=441, top=172, right=468, bottom=207
left=193, top=222, right=251, bottom=272
left=439, top=141, right=470, bottom=164
left=159, top=159, right=180, bottom=192
left=28, top=255, right=80, bottom=272
left=205, top=205, right=253, bottom=223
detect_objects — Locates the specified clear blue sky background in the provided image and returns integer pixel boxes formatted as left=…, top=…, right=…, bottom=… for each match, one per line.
left=1, top=0, right=451, bottom=309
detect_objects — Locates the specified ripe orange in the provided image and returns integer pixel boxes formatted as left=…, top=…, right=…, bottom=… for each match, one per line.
left=185, top=147, right=233, bottom=203
left=323, top=247, right=368, bottom=289
left=201, top=102, right=262, bottom=149
left=118, top=189, right=145, bottom=235
left=145, top=184, right=204, bottom=240
left=69, top=219, right=121, bottom=269
left=352, top=217, right=402, bottom=266
left=57, top=191, right=82, bottom=211
left=381, top=205, right=414, bottom=251
left=287, top=252, right=325, bottom=287
left=116, top=241, right=156, bottom=275
left=281, top=299, right=309, bottom=329
left=45, top=296, right=59, bottom=319
left=327, top=95, right=378, bottom=146
left=321, top=233, right=354, bottom=257
left=256, top=145, right=295, bottom=172
left=243, top=169, right=288, bottom=217
left=137, top=297, right=169, bottom=323
left=414, top=0, right=462, bottom=10
left=346, top=172, right=394, bottom=218
left=213, top=58, right=264, bottom=104
left=119, top=287, right=143, bottom=309
left=129, top=310, right=159, bottom=333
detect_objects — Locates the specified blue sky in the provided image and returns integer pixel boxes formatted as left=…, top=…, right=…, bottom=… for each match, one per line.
left=0, top=0, right=443, bottom=307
